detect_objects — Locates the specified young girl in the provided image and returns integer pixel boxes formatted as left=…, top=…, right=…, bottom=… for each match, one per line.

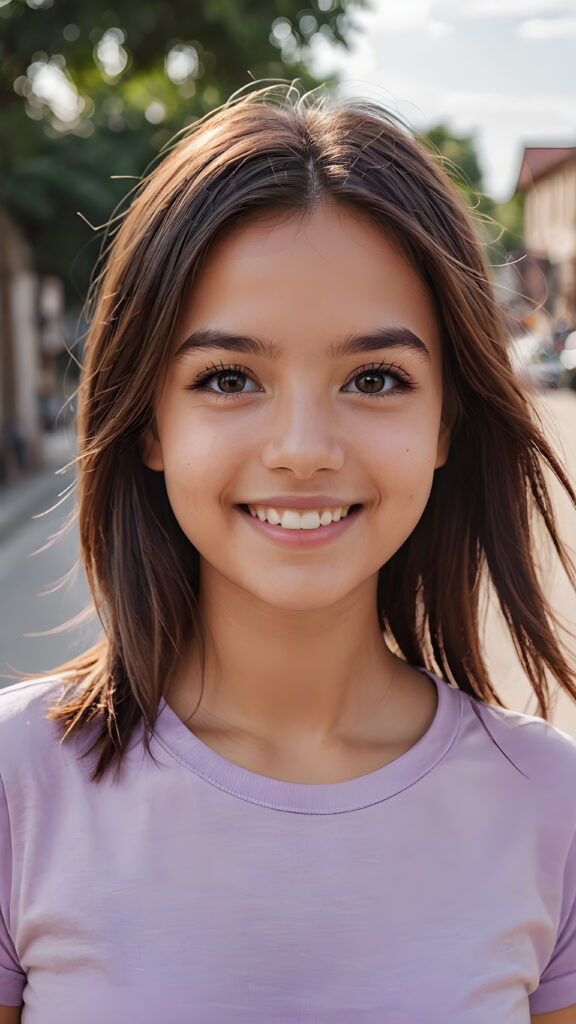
left=1, top=84, right=575, bottom=1023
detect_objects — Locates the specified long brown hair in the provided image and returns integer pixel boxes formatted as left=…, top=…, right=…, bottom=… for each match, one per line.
left=47, top=83, right=576, bottom=781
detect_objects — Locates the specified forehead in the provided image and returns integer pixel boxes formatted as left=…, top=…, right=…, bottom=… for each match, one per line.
left=175, top=203, right=441, bottom=360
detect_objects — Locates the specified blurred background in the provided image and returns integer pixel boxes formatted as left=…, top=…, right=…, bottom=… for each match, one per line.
left=0, top=0, right=575, bottom=734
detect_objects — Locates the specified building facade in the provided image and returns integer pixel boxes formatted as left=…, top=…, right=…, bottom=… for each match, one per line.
left=516, top=146, right=576, bottom=334
left=0, top=208, right=42, bottom=483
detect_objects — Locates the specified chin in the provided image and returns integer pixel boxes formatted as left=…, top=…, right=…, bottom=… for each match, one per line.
left=245, top=579, right=363, bottom=613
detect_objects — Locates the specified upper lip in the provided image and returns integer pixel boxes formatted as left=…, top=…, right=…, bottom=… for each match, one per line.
left=241, top=496, right=360, bottom=510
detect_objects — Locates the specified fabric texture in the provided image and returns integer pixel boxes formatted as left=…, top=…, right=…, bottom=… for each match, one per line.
left=0, top=671, right=575, bottom=1022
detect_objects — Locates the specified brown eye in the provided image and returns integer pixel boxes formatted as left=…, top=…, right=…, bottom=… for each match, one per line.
left=342, top=364, right=411, bottom=397
left=216, top=372, right=247, bottom=393
left=190, top=365, right=261, bottom=397
left=355, top=371, right=387, bottom=393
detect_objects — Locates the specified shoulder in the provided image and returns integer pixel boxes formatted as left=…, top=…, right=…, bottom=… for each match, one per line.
left=460, top=687, right=576, bottom=794
left=0, top=676, right=75, bottom=781
left=0, top=674, right=69, bottom=725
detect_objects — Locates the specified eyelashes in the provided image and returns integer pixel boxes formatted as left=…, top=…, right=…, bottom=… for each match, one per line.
left=187, top=362, right=260, bottom=399
left=343, top=363, right=415, bottom=397
left=186, top=360, right=416, bottom=400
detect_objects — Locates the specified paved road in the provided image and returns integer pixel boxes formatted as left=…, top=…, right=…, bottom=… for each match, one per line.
left=0, top=449, right=100, bottom=686
left=483, top=390, right=576, bottom=738
left=0, top=391, right=575, bottom=736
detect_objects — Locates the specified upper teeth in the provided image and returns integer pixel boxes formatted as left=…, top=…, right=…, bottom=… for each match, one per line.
left=247, top=505, right=353, bottom=529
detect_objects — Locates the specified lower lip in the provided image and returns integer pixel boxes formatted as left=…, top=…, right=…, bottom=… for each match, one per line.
left=237, top=505, right=362, bottom=548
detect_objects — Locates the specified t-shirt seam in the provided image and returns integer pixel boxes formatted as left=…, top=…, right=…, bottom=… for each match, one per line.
left=536, top=967, right=576, bottom=987
left=0, top=774, right=14, bottom=935
left=530, top=967, right=576, bottom=1014
left=0, top=771, right=22, bottom=978
left=152, top=733, right=358, bottom=814
left=150, top=688, right=464, bottom=814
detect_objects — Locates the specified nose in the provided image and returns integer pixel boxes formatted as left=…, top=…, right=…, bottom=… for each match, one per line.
left=260, top=388, right=345, bottom=477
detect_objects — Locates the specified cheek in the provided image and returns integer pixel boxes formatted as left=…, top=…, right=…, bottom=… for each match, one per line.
left=368, top=416, right=441, bottom=492
left=159, top=412, right=247, bottom=513
left=159, top=405, right=214, bottom=471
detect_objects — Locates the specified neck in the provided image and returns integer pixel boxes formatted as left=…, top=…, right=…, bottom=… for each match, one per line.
left=164, top=563, right=430, bottom=752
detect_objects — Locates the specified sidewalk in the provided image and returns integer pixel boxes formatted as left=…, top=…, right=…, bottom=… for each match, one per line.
left=0, top=429, right=77, bottom=543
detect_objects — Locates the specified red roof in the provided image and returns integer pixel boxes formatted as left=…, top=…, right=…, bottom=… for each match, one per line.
left=516, top=147, right=576, bottom=192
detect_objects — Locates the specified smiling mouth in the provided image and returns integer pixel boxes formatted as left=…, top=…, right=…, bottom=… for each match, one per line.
left=238, top=504, right=363, bottom=531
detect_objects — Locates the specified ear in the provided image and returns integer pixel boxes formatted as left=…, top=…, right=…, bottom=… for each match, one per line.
left=141, top=426, right=164, bottom=471
left=435, top=389, right=461, bottom=468
left=434, top=421, right=450, bottom=469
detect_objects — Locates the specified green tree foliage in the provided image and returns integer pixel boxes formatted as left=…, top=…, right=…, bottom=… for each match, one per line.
left=492, top=191, right=524, bottom=254
left=0, top=0, right=365, bottom=298
left=424, top=123, right=484, bottom=193
left=420, top=122, right=524, bottom=260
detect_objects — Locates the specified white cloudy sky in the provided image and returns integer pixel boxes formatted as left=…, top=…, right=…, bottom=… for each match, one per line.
left=310, top=0, right=576, bottom=201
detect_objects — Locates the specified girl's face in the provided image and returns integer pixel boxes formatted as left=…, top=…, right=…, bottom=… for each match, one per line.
left=145, top=203, right=450, bottom=611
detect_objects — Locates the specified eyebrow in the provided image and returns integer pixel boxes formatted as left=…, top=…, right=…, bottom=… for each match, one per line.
left=173, top=326, right=431, bottom=362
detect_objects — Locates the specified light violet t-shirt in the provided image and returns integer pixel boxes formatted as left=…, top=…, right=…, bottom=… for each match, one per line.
left=0, top=671, right=575, bottom=1023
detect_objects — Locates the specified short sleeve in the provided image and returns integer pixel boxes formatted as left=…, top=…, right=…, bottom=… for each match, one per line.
left=0, top=775, right=25, bottom=1006
left=529, top=823, right=576, bottom=1015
